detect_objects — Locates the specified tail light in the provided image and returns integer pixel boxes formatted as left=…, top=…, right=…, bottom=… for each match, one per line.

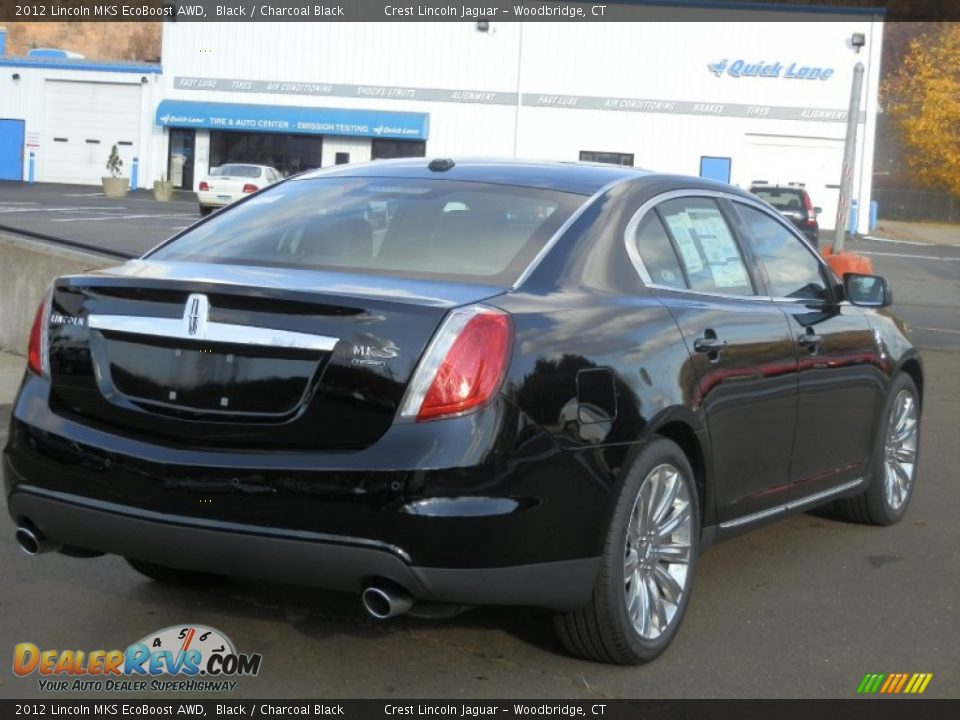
left=242, top=184, right=259, bottom=193
left=399, top=306, right=512, bottom=422
left=802, top=192, right=817, bottom=226
left=27, top=287, right=53, bottom=378
left=198, top=181, right=209, bottom=191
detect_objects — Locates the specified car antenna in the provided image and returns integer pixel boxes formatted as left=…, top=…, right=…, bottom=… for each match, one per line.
left=428, top=158, right=456, bottom=172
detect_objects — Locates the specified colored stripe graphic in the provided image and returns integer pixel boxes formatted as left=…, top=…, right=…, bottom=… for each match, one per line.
left=858, top=673, right=933, bottom=694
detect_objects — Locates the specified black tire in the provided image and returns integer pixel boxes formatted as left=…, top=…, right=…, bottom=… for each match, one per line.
left=199, top=204, right=213, bottom=217
left=126, top=558, right=224, bottom=586
left=833, top=373, right=921, bottom=526
left=553, top=437, right=700, bottom=664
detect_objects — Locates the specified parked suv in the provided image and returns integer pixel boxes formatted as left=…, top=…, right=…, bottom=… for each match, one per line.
left=749, top=182, right=821, bottom=247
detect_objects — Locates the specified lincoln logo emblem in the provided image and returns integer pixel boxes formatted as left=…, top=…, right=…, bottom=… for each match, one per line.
left=183, top=294, right=209, bottom=339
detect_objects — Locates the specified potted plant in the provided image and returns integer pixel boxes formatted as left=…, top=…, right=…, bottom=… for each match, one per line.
left=153, top=173, right=174, bottom=202
left=101, top=144, right=129, bottom=199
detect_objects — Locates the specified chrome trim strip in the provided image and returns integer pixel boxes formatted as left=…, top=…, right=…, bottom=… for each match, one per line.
left=719, top=477, right=864, bottom=529
left=512, top=177, right=634, bottom=290
left=17, top=485, right=412, bottom=563
left=718, top=504, right=785, bottom=530
left=785, top=477, right=864, bottom=511
left=88, top=296, right=339, bottom=352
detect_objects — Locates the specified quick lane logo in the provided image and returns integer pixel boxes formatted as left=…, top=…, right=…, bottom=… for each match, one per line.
left=857, top=672, right=933, bottom=695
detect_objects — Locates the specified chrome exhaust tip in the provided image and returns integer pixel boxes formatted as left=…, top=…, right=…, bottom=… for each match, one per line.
left=15, top=526, right=61, bottom=556
left=361, top=584, right=414, bottom=620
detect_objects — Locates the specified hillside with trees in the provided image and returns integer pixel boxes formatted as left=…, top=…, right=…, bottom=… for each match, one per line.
left=2, top=22, right=160, bottom=62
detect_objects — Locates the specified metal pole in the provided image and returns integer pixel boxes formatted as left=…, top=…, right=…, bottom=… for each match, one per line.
left=512, top=22, right=524, bottom=158
left=833, top=62, right=864, bottom=253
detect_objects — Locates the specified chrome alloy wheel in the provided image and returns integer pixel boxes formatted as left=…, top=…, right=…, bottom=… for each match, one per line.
left=883, top=389, right=919, bottom=511
left=623, top=463, right=693, bottom=640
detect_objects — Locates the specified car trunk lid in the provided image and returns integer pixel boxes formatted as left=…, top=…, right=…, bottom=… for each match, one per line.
left=46, top=261, right=503, bottom=450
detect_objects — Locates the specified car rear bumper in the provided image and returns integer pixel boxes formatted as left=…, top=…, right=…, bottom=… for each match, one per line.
left=7, top=485, right=598, bottom=610
left=196, top=191, right=238, bottom=208
left=3, top=375, right=609, bottom=610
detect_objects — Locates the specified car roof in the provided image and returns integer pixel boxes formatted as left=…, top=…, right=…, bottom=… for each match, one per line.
left=297, top=157, right=655, bottom=196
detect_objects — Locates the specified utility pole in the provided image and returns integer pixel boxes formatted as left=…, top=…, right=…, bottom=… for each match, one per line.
left=833, top=62, right=864, bottom=253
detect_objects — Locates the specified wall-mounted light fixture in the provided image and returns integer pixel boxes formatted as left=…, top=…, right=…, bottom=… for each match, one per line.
left=140, top=76, right=148, bottom=84
left=851, top=33, right=866, bottom=53
left=476, top=21, right=490, bottom=32
left=12, top=72, right=20, bottom=81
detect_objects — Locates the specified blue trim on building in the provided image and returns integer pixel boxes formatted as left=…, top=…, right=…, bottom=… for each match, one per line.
left=605, top=0, right=885, bottom=16
left=0, top=57, right=161, bottom=74
left=156, top=100, right=430, bottom=140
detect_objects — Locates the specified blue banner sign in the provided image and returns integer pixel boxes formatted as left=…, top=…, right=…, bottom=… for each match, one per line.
left=155, top=100, right=429, bottom=140
left=708, top=59, right=834, bottom=81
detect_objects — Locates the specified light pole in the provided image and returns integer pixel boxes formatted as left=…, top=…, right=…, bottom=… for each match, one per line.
left=833, top=32, right=867, bottom=253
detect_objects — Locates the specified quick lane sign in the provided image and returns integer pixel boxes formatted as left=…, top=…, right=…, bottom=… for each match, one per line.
left=708, top=59, right=835, bottom=80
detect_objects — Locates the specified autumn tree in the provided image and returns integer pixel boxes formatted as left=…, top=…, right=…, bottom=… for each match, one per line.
left=884, top=23, right=960, bottom=195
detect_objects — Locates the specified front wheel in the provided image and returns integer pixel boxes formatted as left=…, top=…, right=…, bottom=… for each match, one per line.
left=834, top=373, right=921, bottom=525
left=554, top=437, right=699, bottom=664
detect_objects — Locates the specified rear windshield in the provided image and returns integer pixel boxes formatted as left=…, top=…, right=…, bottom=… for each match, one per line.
left=210, top=165, right=262, bottom=178
left=751, top=188, right=806, bottom=211
left=149, top=177, right=583, bottom=285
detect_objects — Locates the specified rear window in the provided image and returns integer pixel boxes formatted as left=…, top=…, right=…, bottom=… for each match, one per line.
left=751, top=188, right=806, bottom=211
left=210, top=165, right=262, bottom=178
left=149, top=177, right=582, bottom=285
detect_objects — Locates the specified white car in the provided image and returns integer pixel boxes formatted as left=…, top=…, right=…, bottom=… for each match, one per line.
left=197, top=164, right=283, bottom=216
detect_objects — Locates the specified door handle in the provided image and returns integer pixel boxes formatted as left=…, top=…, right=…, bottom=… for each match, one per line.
left=694, top=336, right=728, bottom=354
left=797, top=332, right=823, bottom=347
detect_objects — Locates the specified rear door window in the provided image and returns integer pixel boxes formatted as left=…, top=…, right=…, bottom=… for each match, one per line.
left=634, top=212, right=686, bottom=289
left=150, top=177, right=583, bottom=286
left=655, top=198, right=755, bottom=296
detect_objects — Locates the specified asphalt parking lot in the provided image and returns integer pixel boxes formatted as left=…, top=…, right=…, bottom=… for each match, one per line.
left=0, top=185, right=958, bottom=700
left=0, top=181, right=199, bottom=256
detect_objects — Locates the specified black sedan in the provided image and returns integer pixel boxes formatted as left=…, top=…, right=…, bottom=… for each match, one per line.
left=4, top=159, right=922, bottom=664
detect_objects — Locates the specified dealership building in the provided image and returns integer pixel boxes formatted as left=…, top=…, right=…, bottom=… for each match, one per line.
left=0, top=3, right=884, bottom=229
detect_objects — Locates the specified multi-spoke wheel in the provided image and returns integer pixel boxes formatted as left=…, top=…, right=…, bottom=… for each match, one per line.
left=834, top=373, right=921, bottom=526
left=623, top=464, right=693, bottom=640
left=554, top=437, right=699, bottom=664
left=882, top=389, right=918, bottom=511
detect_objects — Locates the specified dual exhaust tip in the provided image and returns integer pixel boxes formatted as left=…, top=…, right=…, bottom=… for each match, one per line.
left=361, top=583, right=414, bottom=620
left=15, top=525, right=61, bottom=556
left=17, top=526, right=418, bottom=620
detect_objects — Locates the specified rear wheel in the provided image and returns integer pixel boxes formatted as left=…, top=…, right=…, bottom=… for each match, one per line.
left=199, top=204, right=213, bottom=217
left=833, top=373, right=920, bottom=525
left=126, top=558, right=224, bottom=586
left=553, top=437, right=699, bottom=664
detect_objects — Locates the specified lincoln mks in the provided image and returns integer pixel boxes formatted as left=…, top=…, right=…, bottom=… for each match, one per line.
left=4, top=159, right=922, bottom=664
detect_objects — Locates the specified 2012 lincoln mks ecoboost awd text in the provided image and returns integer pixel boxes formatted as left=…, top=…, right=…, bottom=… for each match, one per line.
left=4, top=159, right=922, bottom=664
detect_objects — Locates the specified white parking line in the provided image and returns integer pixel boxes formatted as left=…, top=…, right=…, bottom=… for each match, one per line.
left=63, top=192, right=106, bottom=197
left=49, top=213, right=197, bottom=222
left=914, top=326, right=960, bottom=335
left=0, top=206, right=127, bottom=214
left=862, top=235, right=934, bottom=246
left=860, top=251, right=960, bottom=262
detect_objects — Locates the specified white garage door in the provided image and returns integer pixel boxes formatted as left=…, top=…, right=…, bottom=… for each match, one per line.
left=41, top=80, right=142, bottom=185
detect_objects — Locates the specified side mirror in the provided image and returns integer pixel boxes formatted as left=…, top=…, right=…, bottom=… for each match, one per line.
left=844, top=273, right=892, bottom=307
left=814, top=206, right=823, bottom=215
